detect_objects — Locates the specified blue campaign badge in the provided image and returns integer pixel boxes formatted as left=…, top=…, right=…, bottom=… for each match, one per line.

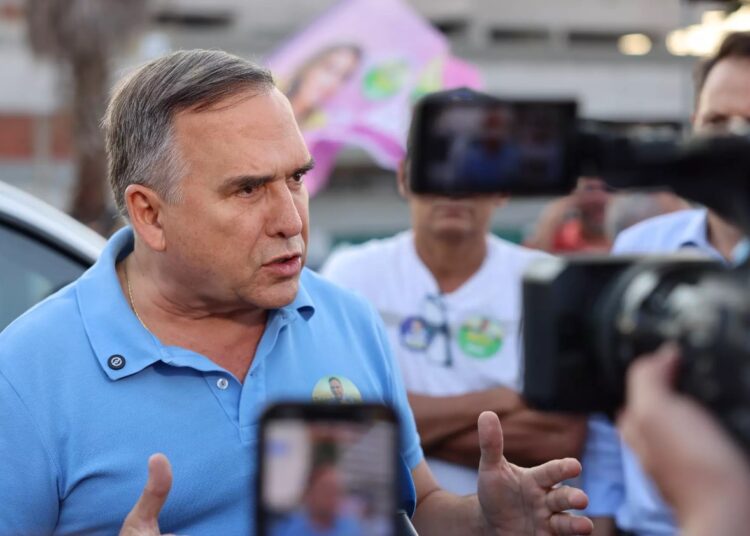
left=399, top=316, right=433, bottom=351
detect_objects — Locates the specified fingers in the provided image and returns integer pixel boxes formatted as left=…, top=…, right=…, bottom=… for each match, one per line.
left=544, top=485, right=588, bottom=512
left=527, top=457, right=582, bottom=489
left=627, top=342, right=680, bottom=404
left=549, top=512, right=594, bottom=535
left=619, top=343, right=681, bottom=436
left=121, top=453, right=172, bottom=533
left=477, top=411, right=504, bottom=470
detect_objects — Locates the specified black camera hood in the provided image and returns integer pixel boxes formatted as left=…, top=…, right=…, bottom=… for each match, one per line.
left=588, top=132, right=750, bottom=235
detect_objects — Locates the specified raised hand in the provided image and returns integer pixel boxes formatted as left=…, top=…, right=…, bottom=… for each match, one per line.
left=476, top=411, right=593, bottom=536
left=119, top=454, right=174, bottom=536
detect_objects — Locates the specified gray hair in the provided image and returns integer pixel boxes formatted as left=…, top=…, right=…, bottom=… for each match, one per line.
left=102, top=49, right=275, bottom=215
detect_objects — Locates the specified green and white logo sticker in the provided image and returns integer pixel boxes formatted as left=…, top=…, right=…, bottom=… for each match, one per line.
left=457, top=315, right=504, bottom=358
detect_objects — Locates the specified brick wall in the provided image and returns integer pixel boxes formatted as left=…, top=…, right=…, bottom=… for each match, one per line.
left=0, top=113, right=72, bottom=161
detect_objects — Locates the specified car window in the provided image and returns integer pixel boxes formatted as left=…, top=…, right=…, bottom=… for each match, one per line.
left=0, top=223, right=89, bottom=332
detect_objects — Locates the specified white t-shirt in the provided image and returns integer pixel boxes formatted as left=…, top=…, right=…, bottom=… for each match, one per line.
left=321, top=231, right=548, bottom=493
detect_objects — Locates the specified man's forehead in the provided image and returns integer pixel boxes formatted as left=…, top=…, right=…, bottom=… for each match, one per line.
left=701, top=58, right=750, bottom=103
left=175, top=88, right=294, bottom=132
left=173, top=87, right=309, bottom=167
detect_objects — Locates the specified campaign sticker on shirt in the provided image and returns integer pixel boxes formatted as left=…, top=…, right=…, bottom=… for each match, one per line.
left=399, top=316, right=433, bottom=351
left=457, top=315, right=504, bottom=358
left=312, top=376, right=362, bottom=404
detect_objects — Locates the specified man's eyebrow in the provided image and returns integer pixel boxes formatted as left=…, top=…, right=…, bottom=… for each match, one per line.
left=220, top=174, right=274, bottom=193
left=219, top=158, right=315, bottom=193
left=295, top=157, right=316, bottom=176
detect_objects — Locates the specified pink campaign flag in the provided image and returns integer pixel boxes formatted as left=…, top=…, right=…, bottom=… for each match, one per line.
left=265, top=0, right=482, bottom=195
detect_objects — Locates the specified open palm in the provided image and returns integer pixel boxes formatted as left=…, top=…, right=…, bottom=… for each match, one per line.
left=476, top=412, right=592, bottom=536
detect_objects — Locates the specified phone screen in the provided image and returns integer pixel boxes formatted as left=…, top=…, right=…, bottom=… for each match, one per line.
left=257, top=403, right=399, bottom=536
left=409, top=98, right=579, bottom=196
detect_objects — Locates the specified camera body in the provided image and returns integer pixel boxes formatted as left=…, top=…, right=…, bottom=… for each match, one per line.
left=522, top=255, right=750, bottom=450
left=408, top=87, right=750, bottom=450
left=521, top=255, right=717, bottom=410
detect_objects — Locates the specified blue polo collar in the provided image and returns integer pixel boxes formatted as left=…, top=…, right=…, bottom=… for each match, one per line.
left=75, top=227, right=315, bottom=381
left=674, top=209, right=742, bottom=265
left=674, top=209, right=710, bottom=250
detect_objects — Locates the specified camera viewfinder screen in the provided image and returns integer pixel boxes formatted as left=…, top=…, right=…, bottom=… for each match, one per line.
left=260, top=418, right=398, bottom=536
left=411, top=100, right=578, bottom=196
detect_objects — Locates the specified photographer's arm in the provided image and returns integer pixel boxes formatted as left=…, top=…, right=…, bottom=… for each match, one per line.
left=408, top=388, right=523, bottom=447
left=620, top=344, right=750, bottom=536
left=427, top=410, right=587, bottom=468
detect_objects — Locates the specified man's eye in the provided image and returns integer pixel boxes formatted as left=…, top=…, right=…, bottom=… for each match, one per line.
left=291, top=171, right=307, bottom=182
left=238, top=185, right=258, bottom=196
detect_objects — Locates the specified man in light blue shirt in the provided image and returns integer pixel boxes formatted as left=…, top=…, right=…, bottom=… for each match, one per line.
left=583, top=209, right=738, bottom=535
left=0, top=50, right=590, bottom=535
left=583, top=31, right=750, bottom=535
left=612, top=208, right=730, bottom=262
left=0, top=226, right=419, bottom=535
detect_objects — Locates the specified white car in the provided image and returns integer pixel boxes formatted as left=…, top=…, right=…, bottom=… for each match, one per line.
left=0, top=181, right=105, bottom=331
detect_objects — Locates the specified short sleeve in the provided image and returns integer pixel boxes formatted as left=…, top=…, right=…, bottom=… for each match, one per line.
left=371, top=308, right=423, bottom=516
left=579, top=415, right=625, bottom=517
left=372, top=312, right=423, bottom=470
left=611, top=228, right=643, bottom=255
left=0, top=370, right=60, bottom=533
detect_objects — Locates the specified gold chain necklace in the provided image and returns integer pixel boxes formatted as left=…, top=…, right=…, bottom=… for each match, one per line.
left=125, top=262, right=148, bottom=330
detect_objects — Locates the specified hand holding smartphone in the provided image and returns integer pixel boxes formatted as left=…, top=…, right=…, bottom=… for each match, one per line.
left=257, top=403, right=401, bottom=536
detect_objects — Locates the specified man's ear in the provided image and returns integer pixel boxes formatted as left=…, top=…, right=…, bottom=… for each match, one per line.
left=124, top=184, right=167, bottom=252
left=397, top=158, right=409, bottom=199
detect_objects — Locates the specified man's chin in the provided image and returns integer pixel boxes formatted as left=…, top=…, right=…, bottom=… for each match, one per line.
left=431, top=223, right=474, bottom=241
left=257, top=278, right=300, bottom=310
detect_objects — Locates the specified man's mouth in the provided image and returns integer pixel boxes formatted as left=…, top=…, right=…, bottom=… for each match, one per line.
left=262, top=253, right=303, bottom=277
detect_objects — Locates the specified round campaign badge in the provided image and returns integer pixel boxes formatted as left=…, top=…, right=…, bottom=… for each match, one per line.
left=312, top=376, right=362, bottom=404
left=457, top=315, right=504, bottom=358
left=399, top=316, right=433, bottom=351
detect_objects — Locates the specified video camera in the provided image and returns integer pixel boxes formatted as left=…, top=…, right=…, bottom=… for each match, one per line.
left=407, top=88, right=750, bottom=451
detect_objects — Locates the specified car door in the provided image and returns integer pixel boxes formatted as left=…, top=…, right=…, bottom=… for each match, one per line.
left=0, top=221, right=91, bottom=331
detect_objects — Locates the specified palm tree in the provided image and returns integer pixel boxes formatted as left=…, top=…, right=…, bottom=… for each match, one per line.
left=26, top=0, right=149, bottom=233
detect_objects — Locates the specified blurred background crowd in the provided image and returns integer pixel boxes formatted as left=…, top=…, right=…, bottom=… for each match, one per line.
left=2, top=0, right=748, bottom=266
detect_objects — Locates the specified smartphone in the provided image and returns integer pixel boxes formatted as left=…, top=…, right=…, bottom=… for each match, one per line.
left=408, top=90, right=579, bottom=196
left=257, top=403, right=401, bottom=536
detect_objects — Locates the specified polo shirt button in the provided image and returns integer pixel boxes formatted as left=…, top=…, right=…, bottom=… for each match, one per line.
left=216, top=377, right=229, bottom=390
left=108, top=355, right=126, bottom=370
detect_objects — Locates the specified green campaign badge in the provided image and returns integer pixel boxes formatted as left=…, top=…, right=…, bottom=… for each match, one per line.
left=457, top=315, right=504, bottom=358
left=362, top=60, right=409, bottom=100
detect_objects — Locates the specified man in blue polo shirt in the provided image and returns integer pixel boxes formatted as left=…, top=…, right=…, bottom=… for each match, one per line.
left=0, top=50, right=590, bottom=535
left=582, top=31, right=750, bottom=536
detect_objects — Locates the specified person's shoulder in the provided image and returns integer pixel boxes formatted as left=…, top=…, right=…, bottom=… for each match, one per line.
left=318, top=231, right=411, bottom=288
left=302, top=268, right=380, bottom=318
left=613, top=209, right=703, bottom=254
left=488, top=233, right=553, bottom=265
left=301, top=269, right=391, bottom=356
left=321, top=232, right=409, bottom=271
left=0, top=283, right=81, bottom=374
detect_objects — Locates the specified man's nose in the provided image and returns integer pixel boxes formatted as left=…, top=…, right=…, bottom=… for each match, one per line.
left=266, top=181, right=304, bottom=238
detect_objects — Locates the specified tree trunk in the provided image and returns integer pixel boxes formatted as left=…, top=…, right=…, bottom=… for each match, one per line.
left=68, top=50, right=111, bottom=234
